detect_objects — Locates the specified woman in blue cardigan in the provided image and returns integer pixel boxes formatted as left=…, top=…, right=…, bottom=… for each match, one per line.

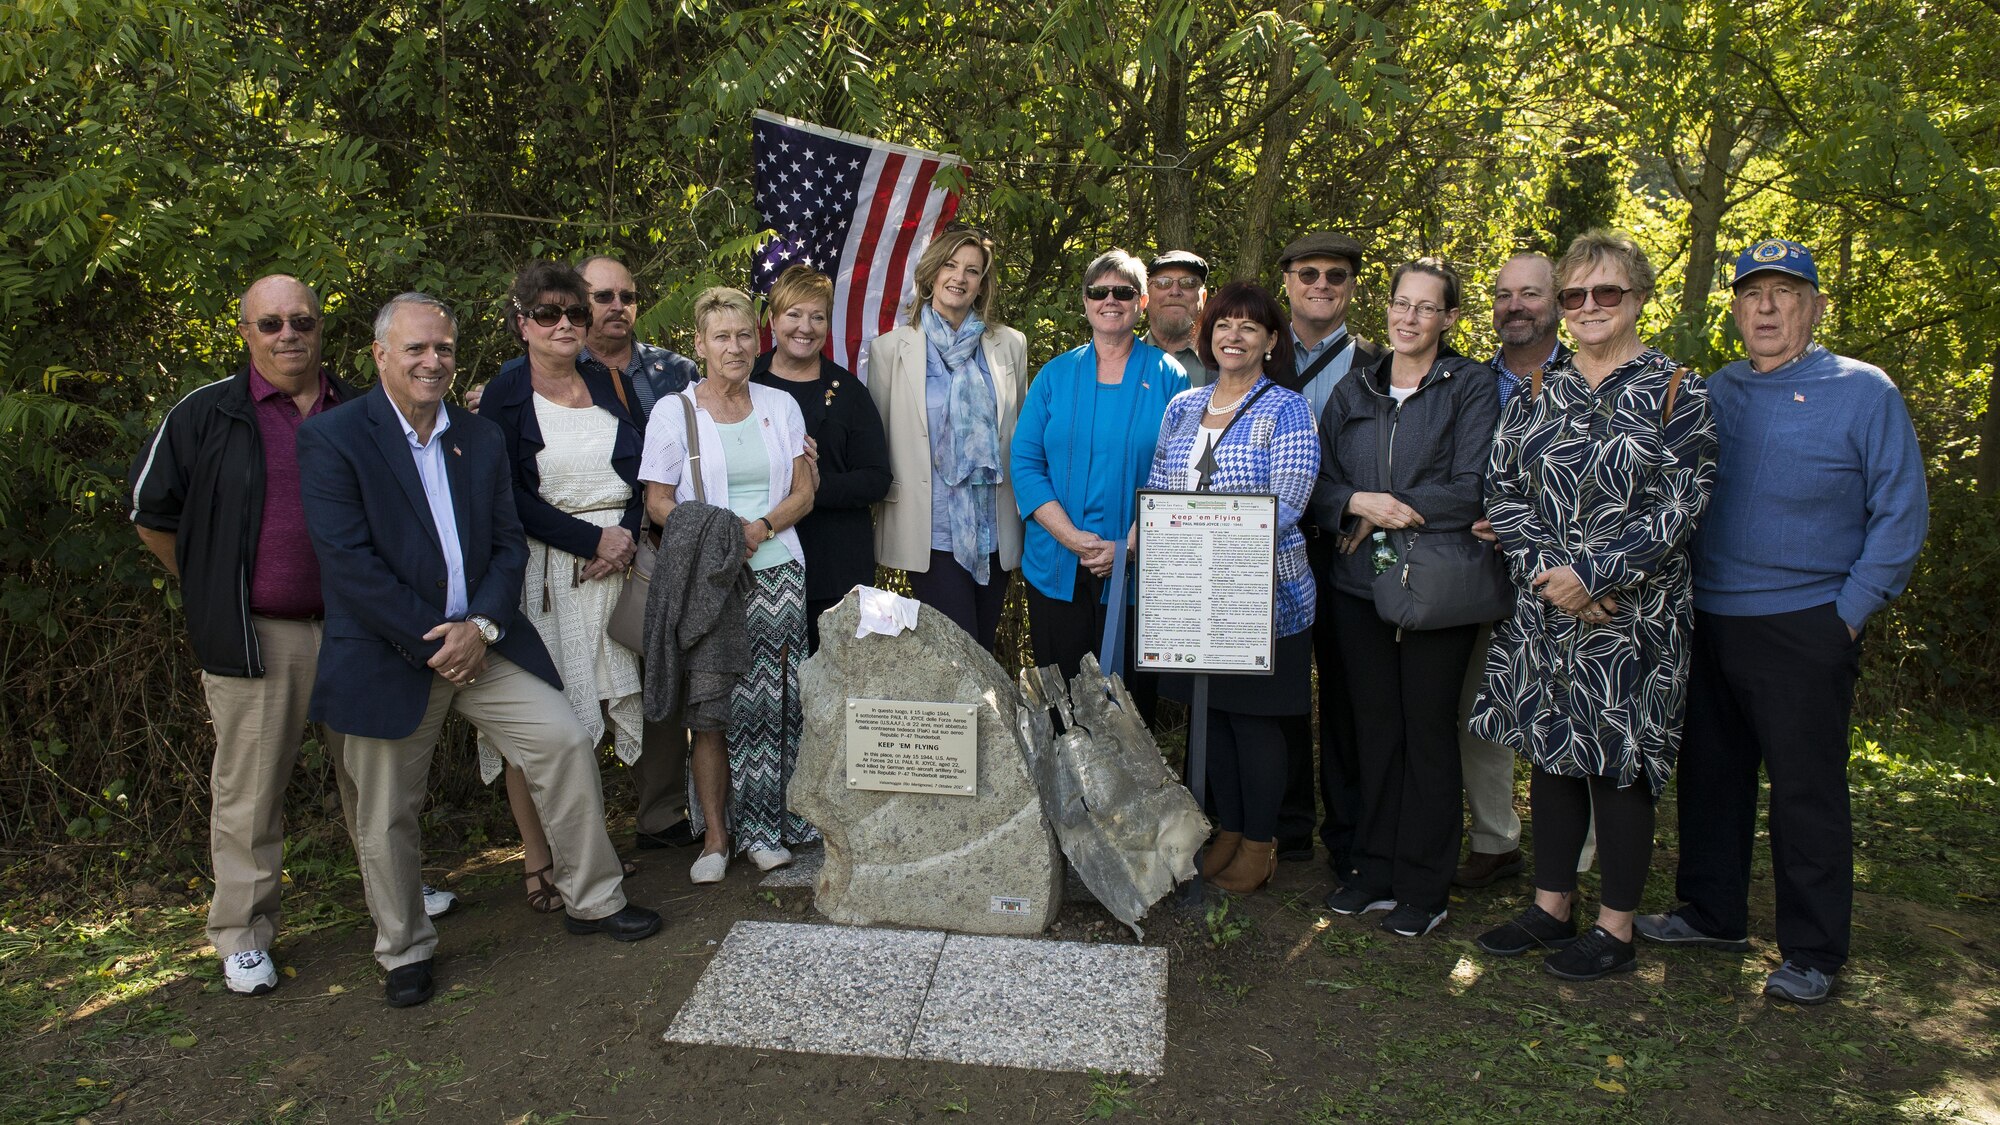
left=1146, top=282, right=1320, bottom=894
left=1012, top=250, right=1187, bottom=714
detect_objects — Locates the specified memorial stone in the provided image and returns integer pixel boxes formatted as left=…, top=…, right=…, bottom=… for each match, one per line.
left=790, top=593, right=1063, bottom=934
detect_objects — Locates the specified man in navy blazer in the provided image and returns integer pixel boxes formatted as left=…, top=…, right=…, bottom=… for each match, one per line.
left=298, top=292, right=661, bottom=1008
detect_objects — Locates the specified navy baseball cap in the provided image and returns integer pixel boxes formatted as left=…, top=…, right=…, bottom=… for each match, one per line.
left=1732, top=239, right=1819, bottom=289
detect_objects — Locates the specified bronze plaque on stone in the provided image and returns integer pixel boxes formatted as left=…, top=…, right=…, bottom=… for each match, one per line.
left=845, top=699, right=979, bottom=796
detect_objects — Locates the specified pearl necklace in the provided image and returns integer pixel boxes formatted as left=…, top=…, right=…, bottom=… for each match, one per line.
left=1206, top=392, right=1248, bottom=416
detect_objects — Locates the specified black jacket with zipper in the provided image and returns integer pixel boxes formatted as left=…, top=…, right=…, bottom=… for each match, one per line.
left=128, top=365, right=359, bottom=677
left=1310, top=346, right=1500, bottom=599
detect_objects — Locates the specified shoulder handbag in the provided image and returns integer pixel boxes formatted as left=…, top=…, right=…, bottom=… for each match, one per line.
left=609, top=394, right=706, bottom=654
left=1368, top=400, right=1514, bottom=632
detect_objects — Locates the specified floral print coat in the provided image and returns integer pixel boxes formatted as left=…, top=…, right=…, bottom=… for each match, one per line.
left=1467, top=348, right=1718, bottom=793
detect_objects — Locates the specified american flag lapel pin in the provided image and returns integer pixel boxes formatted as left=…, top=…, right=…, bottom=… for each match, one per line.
left=451, top=444, right=462, bottom=456
left=1794, top=392, right=1806, bottom=403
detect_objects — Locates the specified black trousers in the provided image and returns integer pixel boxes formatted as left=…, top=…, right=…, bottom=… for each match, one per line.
left=1202, top=710, right=1287, bottom=841
left=1279, top=534, right=1360, bottom=870
left=906, top=550, right=1009, bottom=653
left=1675, top=605, right=1861, bottom=974
left=1529, top=769, right=1655, bottom=912
left=1024, top=562, right=1158, bottom=725
left=1331, top=590, right=1478, bottom=914
left=804, top=596, right=840, bottom=655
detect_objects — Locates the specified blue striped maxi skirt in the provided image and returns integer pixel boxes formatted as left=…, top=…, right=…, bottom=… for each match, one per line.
left=690, top=560, right=820, bottom=854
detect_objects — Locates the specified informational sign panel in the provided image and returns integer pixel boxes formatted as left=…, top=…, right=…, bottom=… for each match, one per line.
left=844, top=699, right=979, bottom=796
left=1133, top=490, right=1278, bottom=674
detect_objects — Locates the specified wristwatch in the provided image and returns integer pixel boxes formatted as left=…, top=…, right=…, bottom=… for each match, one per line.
left=468, top=615, right=500, bottom=645
left=757, top=517, right=776, bottom=542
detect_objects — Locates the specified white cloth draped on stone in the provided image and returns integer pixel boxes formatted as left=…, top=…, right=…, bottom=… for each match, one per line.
left=478, top=395, right=644, bottom=783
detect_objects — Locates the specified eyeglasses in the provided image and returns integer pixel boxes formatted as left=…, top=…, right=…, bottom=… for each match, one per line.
left=517, top=301, right=592, bottom=328
left=1150, top=276, right=1203, bottom=292
left=1387, top=297, right=1445, bottom=319
left=1084, top=284, right=1140, bottom=302
left=1286, top=266, right=1352, bottom=287
left=1557, top=285, right=1635, bottom=310
left=589, top=288, right=638, bottom=306
left=243, top=315, right=320, bottom=334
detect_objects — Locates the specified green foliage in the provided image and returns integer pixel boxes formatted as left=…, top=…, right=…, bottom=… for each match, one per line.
left=0, top=0, right=1995, bottom=853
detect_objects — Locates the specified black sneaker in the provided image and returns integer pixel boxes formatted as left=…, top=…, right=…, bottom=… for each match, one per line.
left=1543, top=925, right=1638, bottom=981
left=1475, top=904, right=1577, bottom=956
left=1324, top=884, right=1395, bottom=916
left=1379, top=902, right=1448, bottom=937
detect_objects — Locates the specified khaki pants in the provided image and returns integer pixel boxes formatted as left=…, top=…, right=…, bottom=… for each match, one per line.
left=201, top=616, right=356, bottom=956
left=1460, top=624, right=1595, bottom=870
left=630, top=720, right=689, bottom=834
left=342, top=654, right=625, bottom=969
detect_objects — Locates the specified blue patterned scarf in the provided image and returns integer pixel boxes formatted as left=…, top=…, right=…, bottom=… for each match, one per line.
left=921, top=304, right=1001, bottom=584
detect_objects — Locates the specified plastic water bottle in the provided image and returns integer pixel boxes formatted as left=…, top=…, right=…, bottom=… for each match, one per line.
left=1369, top=530, right=1398, bottom=575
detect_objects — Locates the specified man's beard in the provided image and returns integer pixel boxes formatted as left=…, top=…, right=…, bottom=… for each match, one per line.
left=1498, top=317, right=1547, bottom=345
left=1152, top=308, right=1196, bottom=341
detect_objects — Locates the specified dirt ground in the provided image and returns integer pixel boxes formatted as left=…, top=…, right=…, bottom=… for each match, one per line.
left=8, top=778, right=1998, bottom=1125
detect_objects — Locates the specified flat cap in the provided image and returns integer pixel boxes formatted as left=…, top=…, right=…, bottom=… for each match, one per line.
left=1278, top=231, right=1365, bottom=269
left=1148, top=250, right=1209, bottom=280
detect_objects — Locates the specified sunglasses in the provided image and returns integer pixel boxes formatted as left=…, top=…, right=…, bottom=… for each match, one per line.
left=1084, top=284, right=1140, bottom=302
left=1557, top=285, right=1635, bottom=310
left=1150, top=276, right=1204, bottom=292
left=590, top=288, right=638, bottom=306
left=518, top=301, right=592, bottom=328
left=244, top=315, right=320, bottom=334
left=1286, top=266, right=1352, bottom=287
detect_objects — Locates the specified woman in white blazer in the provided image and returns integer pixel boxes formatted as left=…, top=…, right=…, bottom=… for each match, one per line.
left=865, top=226, right=1028, bottom=652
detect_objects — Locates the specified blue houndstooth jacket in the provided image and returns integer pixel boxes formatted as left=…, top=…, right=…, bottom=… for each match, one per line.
left=1145, top=377, right=1320, bottom=637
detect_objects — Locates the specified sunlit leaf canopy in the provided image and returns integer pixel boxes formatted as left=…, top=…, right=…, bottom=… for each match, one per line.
left=0, top=0, right=1995, bottom=840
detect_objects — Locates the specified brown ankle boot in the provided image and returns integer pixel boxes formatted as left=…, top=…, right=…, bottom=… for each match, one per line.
left=1199, top=831, right=1243, bottom=879
left=1211, top=839, right=1277, bottom=894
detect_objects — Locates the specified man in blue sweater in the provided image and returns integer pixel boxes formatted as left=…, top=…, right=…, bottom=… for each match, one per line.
left=1637, top=239, right=1928, bottom=1005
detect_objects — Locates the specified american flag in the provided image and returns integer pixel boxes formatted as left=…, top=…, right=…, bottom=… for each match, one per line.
left=750, top=110, right=963, bottom=378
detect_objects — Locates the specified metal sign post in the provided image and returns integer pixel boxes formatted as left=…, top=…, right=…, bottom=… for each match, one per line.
left=1129, top=490, right=1280, bottom=905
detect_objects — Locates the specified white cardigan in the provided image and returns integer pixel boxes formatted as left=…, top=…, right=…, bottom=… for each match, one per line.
left=638, top=381, right=808, bottom=567
left=864, top=323, right=1028, bottom=573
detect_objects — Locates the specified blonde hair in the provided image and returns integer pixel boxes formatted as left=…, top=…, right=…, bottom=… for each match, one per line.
left=1555, top=229, right=1658, bottom=295
left=766, top=265, right=834, bottom=322
left=903, top=227, right=999, bottom=324
left=692, top=285, right=756, bottom=334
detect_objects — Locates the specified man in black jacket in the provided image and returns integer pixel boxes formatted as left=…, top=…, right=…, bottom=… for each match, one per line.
left=128, top=275, right=460, bottom=997
left=1275, top=232, right=1384, bottom=877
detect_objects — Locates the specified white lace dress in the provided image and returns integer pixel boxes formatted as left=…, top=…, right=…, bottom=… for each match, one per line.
left=477, top=395, right=644, bottom=782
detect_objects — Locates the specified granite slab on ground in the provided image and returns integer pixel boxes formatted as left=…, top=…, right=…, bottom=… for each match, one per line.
left=664, top=920, right=1167, bottom=1076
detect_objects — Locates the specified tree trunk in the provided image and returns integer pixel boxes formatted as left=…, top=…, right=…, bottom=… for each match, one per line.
left=1679, top=0, right=1740, bottom=322
left=1151, top=48, right=1192, bottom=252
left=1233, top=22, right=1299, bottom=282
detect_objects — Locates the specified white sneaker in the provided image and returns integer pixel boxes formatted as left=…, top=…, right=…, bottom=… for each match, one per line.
left=750, top=846, right=794, bottom=872
left=690, top=850, right=729, bottom=885
left=222, top=949, right=278, bottom=996
left=422, top=884, right=459, bottom=919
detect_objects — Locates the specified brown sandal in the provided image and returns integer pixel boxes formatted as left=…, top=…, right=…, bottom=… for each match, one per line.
left=524, top=863, right=564, bottom=913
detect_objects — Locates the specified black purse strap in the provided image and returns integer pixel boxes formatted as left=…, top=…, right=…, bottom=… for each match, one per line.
left=1195, top=381, right=1275, bottom=491
left=1278, top=333, right=1355, bottom=394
